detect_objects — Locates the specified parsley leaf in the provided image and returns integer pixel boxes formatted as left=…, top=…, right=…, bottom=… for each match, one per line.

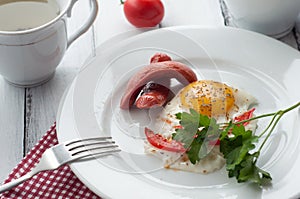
left=236, top=152, right=272, bottom=185
left=219, top=125, right=271, bottom=185
left=173, top=109, right=221, bottom=164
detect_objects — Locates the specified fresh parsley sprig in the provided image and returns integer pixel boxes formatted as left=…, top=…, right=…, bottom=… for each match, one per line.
left=219, top=122, right=270, bottom=185
left=173, top=109, right=220, bottom=164
left=172, top=102, right=300, bottom=186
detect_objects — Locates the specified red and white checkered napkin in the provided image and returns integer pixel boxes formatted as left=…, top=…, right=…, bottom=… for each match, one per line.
left=0, top=124, right=100, bottom=199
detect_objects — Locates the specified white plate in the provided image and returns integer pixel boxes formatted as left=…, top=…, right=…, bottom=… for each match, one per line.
left=57, top=26, right=300, bottom=199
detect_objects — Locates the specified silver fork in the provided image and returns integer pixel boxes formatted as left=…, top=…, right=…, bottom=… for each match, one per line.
left=0, top=136, right=120, bottom=193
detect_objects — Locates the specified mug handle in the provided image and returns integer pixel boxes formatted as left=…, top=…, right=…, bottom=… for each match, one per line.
left=66, top=0, right=98, bottom=48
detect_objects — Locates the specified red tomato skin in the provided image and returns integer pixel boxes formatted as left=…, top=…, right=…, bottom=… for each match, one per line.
left=145, top=127, right=186, bottom=153
left=234, top=108, right=256, bottom=126
left=123, top=0, right=164, bottom=27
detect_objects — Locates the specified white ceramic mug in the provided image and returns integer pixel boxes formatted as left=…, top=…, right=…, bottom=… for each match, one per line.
left=0, top=0, right=98, bottom=87
left=223, top=0, right=300, bottom=38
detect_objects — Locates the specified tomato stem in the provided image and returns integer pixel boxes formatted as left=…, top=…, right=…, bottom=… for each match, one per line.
left=120, top=0, right=125, bottom=4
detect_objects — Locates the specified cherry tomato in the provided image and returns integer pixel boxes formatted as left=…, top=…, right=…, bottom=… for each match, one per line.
left=234, top=108, right=256, bottom=126
left=122, top=0, right=164, bottom=28
left=145, top=127, right=186, bottom=153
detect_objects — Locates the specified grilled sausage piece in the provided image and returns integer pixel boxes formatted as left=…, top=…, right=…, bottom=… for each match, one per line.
left=120, top=60, right=197, bottom=109
left=135, top=82, right=172, bottom=109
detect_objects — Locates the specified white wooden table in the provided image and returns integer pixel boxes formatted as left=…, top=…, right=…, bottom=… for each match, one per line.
left=0, top=0, right=299, bottom=183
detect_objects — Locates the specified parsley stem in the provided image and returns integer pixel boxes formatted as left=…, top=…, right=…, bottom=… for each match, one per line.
left=256, top=101, right=300, bottom=137
left=233, top=112, right=275, bottom=126
left=256, top=101, right=300, bottom=157
left=281, top=101, right=300, bottom=113
left=233, top=101, right=300, bottom=128
left=257, top=112, right=284, bottom=154
left=258, top=111, right=281, bottom=138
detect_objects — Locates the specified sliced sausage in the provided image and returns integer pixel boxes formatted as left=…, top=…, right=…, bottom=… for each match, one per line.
left=135, top=82, right=172, bottom=109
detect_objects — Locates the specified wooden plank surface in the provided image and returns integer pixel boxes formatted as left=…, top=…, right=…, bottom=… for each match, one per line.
left=0, top=79, right=24, bottom=181
left=162, top=0, right=224, bottom=27
left=94, top=0, right=137, bottom=47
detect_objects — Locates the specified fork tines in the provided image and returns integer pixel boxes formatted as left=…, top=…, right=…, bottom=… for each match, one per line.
left=65, top=137, right=120, bottom=160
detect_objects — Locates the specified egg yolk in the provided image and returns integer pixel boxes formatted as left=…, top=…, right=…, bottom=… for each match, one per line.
left=179, top=80, right=235, bottom=117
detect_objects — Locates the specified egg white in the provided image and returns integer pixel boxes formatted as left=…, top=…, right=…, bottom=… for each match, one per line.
left=144, top=81, right=257, bottom=174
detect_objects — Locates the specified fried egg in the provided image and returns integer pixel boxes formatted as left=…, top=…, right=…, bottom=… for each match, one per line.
left=145, top=80, right=257, bottom=174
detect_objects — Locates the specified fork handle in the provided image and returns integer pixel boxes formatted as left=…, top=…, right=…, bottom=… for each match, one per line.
left=0, top=173, right=32, bottom=193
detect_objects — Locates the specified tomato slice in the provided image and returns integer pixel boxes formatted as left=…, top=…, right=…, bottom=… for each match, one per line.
left=234, top=108, right=255, bottom=126
left=145, top=127, right=186, bottom=153
left=209, top=139, right=220, bottom=146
